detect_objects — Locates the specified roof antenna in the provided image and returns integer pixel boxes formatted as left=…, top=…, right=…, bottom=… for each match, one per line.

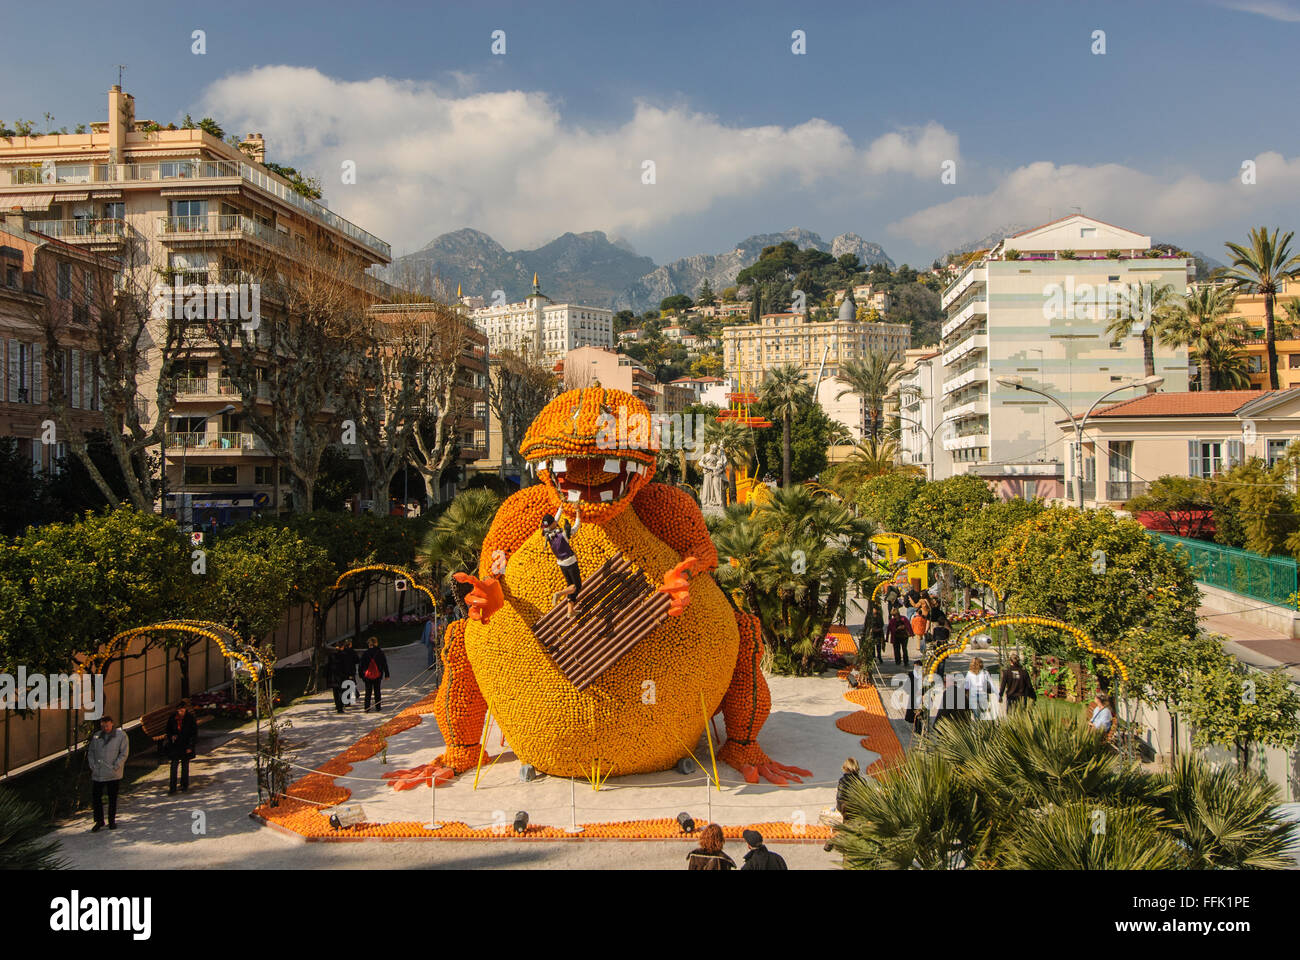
left=116, top=64, right=126, bottom=87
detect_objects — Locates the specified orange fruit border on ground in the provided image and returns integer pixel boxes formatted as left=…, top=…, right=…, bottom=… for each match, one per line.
left=834, top=684, right=905, bottom=776
left=251, top=685, right=833, bottom=842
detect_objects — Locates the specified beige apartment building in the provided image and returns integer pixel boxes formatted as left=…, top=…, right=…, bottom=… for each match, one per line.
left=1060, top=389, right=1300, bottom=509
left=1206, top=277, right=1300, bottom=391
left=470, top=276, right=613, bottom=361
left=0, top=86, right=392, bottom=522
left=722, top=311, right=911, bottom=392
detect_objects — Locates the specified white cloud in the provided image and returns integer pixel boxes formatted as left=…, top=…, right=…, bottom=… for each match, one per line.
left=887, top=153, right=1300, bottom=250
left=199, top=66, right=960, bottom=256
left=1216, top=0, right=1300, bottom=22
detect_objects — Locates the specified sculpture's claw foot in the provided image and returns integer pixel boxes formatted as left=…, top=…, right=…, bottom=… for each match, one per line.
left=718, top=739, right=810, bottom=787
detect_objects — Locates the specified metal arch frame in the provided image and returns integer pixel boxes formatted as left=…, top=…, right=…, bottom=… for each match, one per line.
left=83, top=619, right=269, bottom=678
left=925, top=614, right=1128, bottom=682
left=331, top=564, right=438, bottom=609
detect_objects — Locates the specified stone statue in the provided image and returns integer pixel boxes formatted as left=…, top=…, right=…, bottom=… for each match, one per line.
left=699, top=443, right=727, bottom=510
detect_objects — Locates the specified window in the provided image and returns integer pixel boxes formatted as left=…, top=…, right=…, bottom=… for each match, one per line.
left=160, top=161, right=197, bottom=179
left=1189, top=440, right=1227, bottom=479
left=183, top=465, right=210, bottom=485
left=1080, top=227, right=1097, bottom=238
left=83, top=269, right=94, bottom=306
left=1289, top=355, right=1300, bottom=369
left=169, top=199, right=208, bottom=231
left=254, top=465, right=274, bottom=485
left=5, top=265, right=17, bottom=289
left=1268, top=438, right=1290, bottom=467
left=210, top=465, right=238, bottom=485
left=1246, top=356, right=1264, bottom=374
left=103, top=202, right=124, bottom=220
left=57, top=262, right=72, bottom=299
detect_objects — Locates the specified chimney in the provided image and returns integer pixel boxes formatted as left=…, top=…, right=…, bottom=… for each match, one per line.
left=238, top=133, right=265, bottom=164
left=108, top=85, right=134, bottom=163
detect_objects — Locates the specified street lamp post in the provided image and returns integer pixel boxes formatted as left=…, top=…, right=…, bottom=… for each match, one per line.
left=175, top=403, right=236, bottom=528
left=994, top=375, right=1163, bottom=508
left=895, top=411, right=958, bottom=481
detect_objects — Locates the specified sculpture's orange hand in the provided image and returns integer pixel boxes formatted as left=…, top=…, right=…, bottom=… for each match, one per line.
left=658, top=556, right=699, bottom=617
left=453, top=571, right=504, bottom=625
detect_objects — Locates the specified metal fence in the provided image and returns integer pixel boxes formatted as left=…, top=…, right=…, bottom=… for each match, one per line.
left=1150, top=532, right=1299, bottom=606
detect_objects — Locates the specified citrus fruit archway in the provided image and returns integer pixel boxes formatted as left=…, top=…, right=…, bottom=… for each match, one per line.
left=925, top=614, right=1128, bottom=682
left=869, top=557, right=1001, bottom=608
left=331, top=564, right=437, bottom=609
left=83, top=619, right=270, bottom=678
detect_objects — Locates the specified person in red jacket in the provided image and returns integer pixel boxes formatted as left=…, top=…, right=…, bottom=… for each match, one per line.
left=887, top=610, right=912, bottom=665
left=358, top=637, right=390, bottom=712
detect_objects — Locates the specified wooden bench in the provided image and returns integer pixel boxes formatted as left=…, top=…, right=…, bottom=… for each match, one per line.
left=140, top=704, right=213, bottom=747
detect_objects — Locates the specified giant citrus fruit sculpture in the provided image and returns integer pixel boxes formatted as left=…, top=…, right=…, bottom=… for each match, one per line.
left=414, top=385, right=809, bottom=785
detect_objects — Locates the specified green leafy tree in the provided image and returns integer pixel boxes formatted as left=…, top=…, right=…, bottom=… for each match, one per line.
left=901, top=475, right=994, bottom=557
left=1223, top=227, right=1300, bottom=390
left=0, top=509, right=190, bottom=676
left=1114, top=625, right=1224, bottom=760
left=1181, top=658, right=1300, bottom=770
left=751, top=395, right=835, bottom=486
left=855, top=473, right=926, bottom=534
left=945, top=497, right=1044, bottom=577
left=418, top=489, right=501, bottom=607
left=1124, top=475, right=1215, bottom=539
left=695, top=279, right=716, bottom=306
left=987, top=506, right=1200, bottom=656
left=659, top=294, right=692, bottom=314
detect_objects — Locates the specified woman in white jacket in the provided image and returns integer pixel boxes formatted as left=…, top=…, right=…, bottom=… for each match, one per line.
left=964, top=658, right=994, bottom=721
left=87, top=716, right=129, bottom=831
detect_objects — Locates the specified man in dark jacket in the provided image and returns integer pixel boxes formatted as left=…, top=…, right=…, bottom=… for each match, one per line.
left=358, top=637, right=390, bottom=712
left=164, top=701, right=199, bottom=794
left=740, top=829, right=787, bottom=870
left=327, top=641, right=359, bottom=713
left=998, top=652, right=1036, bottom=712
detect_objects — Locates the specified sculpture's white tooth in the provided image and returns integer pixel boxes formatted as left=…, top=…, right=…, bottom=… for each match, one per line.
left=599, top=490, right=614, bottom=502
left=552, top=458, right=566, bottom=472
left=567, top=489, right=581, bottom=502
left=602, top=458, right=620, bottom=474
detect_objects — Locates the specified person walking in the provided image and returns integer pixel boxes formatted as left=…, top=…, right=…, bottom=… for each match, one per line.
left=888, top=609, right=911, bottom=666
left=869, top=611, right=886, bottom=662
left=911, top=599, right=931, bottom=657
left=326, top=642, right=357, bottom=713
left=740, top=829, right=787, bottom=870
left=964, top=657, right=994, bottom=721
left=87, top=716, right=129, bottom=832
left=686, top=823, right=736, bottom=870
left=998, top=652, right=1036, bottom=713
left=163, top=701, right=198, bottom=794
left=906, top=660, right=928, bottom=735
left=359, top=637, right=390, bottom=712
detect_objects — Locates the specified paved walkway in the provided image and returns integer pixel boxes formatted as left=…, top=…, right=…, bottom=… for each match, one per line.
left=49, top=640, right=845, bottom=869
left=1198, top=605, right=1300, bottom=683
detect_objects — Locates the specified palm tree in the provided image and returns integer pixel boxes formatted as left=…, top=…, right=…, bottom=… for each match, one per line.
left=1107, top=281, right=1178, bottom=392
left=0, top=788, right=66, bottom=869
left=1223, top=227, right=1300, bottom=390
left=1195, top=339, right=1253, bottom=390
left=759, top=363, right=813, bottom=488
left=1157, top=754, right=1297, bottom=869
left=835, top=352, right=905, bottom=442
left=1001, top=802, right=1184, bottom=870
left=1157, top=285, right=1242, bottom=390
left=418, top=488, right=501, bottom=607
left=830, top=438, right=924, bottom=497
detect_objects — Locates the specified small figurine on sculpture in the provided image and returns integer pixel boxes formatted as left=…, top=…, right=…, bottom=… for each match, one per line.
left=540, top=505, right=582, bottom=617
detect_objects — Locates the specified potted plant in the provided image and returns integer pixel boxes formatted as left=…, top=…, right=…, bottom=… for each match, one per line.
left=1060, top=249, right=1077, bottom=260
left=1106, top=248, right=1122, bottom=259
left=1004, top=249, right=1021, bottom=261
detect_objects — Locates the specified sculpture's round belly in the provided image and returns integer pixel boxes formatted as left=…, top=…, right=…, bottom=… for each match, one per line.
left=464, top=510, right=739, bottom=777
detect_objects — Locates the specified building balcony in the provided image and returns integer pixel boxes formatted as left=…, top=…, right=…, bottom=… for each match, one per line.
left=165, top=431, right=268, bottom=452
left=28, top=217, right=127, bottom=248
left=942, top=430, right=990, bottom=452
left=942, top=365, right=986, bottom=396
left=3, top=159, right=389, bottom=261
left=941, top=267, right=987, bottom=310
left=944, top=397, right=989, bottom=421
left=172, top=378, right=270, bottom=401
left=941, top=297, right=988, bottom=340
left=158, top=213, right=282, bottom=249
left=942, top=332, right=988, bottom=367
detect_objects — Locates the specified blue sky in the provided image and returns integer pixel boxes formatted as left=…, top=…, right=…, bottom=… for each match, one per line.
left=3, top=0, right=1298, bottom=268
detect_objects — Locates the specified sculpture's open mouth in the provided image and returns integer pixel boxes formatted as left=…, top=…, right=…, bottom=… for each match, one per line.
left=538, top=455, right=649, bottom=504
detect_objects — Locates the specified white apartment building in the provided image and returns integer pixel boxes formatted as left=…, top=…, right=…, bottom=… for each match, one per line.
left=938, top=215, right=1191, bottom=499
left=470, top=274, right=613, bottom=361
left=897, top=348, right=947, bottom=479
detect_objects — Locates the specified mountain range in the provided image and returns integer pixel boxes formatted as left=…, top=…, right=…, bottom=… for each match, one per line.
left=377, top=227, right=895, bottom=313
